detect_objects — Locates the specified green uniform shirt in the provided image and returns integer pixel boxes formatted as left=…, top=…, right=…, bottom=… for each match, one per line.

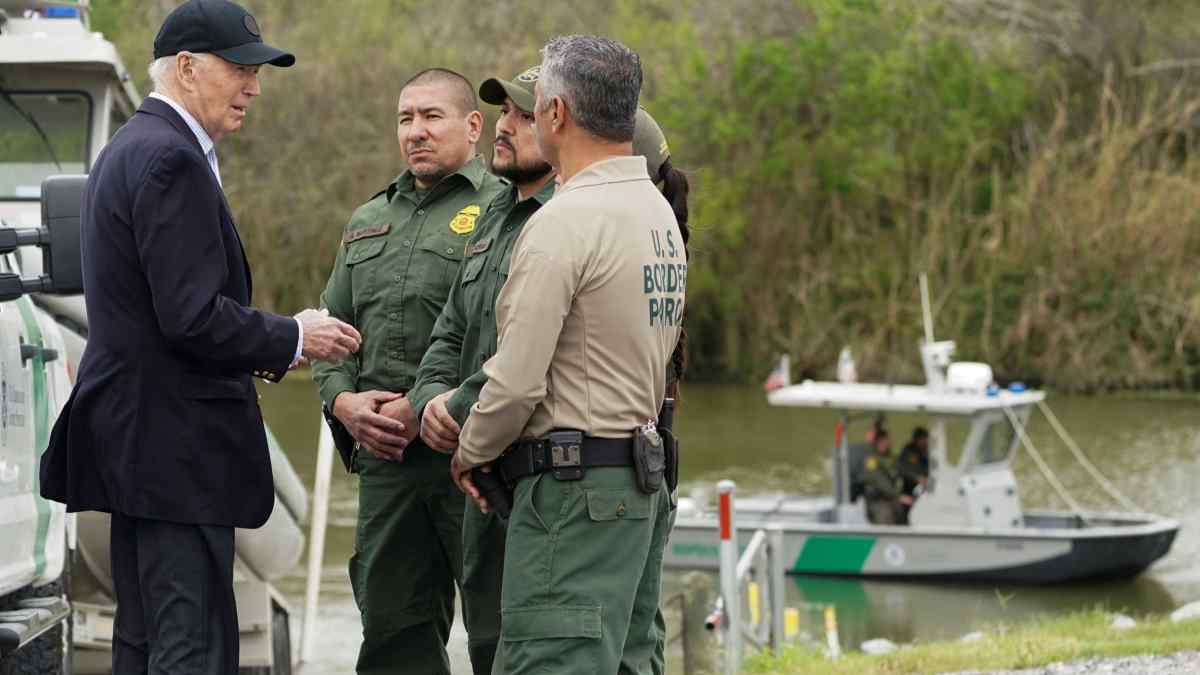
left=313, top=156, right=505, bottom=405
left=862, top=450, right=902, bottom=500
left=897, top=443, right=929, bottom=494
left=409, top=179, right=556, bottom=424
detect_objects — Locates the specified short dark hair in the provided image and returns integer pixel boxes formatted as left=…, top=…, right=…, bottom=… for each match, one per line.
left=539, top=35, right=642, bottom=142
left=401, top=68, right=478, bottom=115
left=912, top=427, right=929, bottom=440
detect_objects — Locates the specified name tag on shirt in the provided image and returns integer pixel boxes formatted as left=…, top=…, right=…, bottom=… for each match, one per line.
left=343, top=223, right=391, bottom=245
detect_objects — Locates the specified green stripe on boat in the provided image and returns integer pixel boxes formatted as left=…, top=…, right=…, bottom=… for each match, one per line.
left=794, top=535, right=876, bottom=573
left=17, top=297, right=51, bottom=579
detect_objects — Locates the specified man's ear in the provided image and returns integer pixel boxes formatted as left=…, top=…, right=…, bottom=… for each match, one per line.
left=466, top=109, right=484, bottom=144
left=175, top=52, right=200, bottom=93
left=550, top=96, right=567, bottom=135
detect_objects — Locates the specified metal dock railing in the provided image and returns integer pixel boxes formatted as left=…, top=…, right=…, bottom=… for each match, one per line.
left=706, top=480, right=841, bottom=673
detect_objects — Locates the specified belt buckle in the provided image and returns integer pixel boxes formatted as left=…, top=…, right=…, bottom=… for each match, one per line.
left=548, top=431, right=584, bottom=481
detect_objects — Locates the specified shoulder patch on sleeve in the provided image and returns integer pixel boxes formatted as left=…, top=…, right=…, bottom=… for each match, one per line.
left=343, top=222, right=390, bottom=245
left=866, top=457, right=878, bottom=471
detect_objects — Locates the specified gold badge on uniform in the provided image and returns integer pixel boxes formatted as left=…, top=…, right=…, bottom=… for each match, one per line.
left=449, top=205, right=480, bottom=235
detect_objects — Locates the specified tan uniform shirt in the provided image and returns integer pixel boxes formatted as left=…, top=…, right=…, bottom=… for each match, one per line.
left=457, top=156, right=686, bottom=467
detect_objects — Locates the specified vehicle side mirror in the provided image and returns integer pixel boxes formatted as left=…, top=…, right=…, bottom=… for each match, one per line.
left=40, top=175, right=85, bottom=295
left=0, top=175, right=86, bottom=302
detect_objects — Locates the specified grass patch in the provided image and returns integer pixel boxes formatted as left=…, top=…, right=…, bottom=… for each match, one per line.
left=745, top=610, right=1200, bottom=674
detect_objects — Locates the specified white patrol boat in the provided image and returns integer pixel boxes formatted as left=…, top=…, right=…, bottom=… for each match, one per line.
left=665, top=280, right=1180, bottom=583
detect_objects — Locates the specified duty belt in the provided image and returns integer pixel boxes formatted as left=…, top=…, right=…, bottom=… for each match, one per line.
left=496, top=432, right=635, bottom=483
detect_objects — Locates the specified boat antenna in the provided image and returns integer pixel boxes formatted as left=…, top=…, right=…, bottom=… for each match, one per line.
left=919, top=273, right=935, bottom=344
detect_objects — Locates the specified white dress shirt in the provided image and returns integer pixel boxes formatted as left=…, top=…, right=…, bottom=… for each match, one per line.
left=148, top=92, right=303, bottom=365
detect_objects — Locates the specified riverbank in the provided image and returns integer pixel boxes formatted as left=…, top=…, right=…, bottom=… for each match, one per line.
left=745, top=611, right=1200, bottom=675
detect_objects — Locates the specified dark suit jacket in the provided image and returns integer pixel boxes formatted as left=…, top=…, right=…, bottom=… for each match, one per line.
left=40, top=97, right=299, bottom=528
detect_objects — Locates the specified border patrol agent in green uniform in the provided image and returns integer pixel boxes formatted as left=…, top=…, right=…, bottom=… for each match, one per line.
left=449, top=36, right=684, bottom=674
left=897, top=427, right=929, bottom=523
left=313, top=68, right=505, bottom=675
left=862, top=431, right=912, bottom=525
left=408, top=64, right=554, bottom=675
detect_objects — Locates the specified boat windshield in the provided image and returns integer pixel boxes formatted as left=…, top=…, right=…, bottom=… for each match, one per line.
left=944, top=415, right=1019, bottom=467
left=0, top=91, right=91, bottom=200
left=972, top=416, right=1019, bottom=466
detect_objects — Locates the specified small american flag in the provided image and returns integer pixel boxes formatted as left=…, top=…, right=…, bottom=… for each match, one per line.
left=763, top=355, right=791, bottom=392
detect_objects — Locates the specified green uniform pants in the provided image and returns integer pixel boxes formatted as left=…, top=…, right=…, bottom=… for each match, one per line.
left=492, top=467, right=671, bottom=675
left=462, top=502, right=506, bottom=675
left=867, top=497, right=901, bottom=525
left=351, top=446, right=464, bottom=675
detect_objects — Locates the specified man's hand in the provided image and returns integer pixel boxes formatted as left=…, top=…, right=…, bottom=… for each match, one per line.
left=450, top=451, right=488, bottom=513
left=899, top=495, right=914, bottom=506
left=421, top=389, right=461, bottom=453
left=332, top=390, right=408, bottom=461
left=295, top=308, right=361, bottom=363
left=378, top=396, right=420, bottom=449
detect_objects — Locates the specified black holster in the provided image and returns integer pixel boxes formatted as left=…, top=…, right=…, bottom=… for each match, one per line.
left=632, top=423, right=666, bottom=495
left=323, top=403, right=358, bottom=473
left=472, top=466, right=513, bottom=520
left=658, top=398, right=680, bottom=495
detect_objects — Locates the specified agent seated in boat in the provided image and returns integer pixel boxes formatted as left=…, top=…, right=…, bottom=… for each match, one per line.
left=847, top=420, right=884, bottom=502
left=897, top=427, right=930, bottom=524
left=862, top=430, right=913, bottom=525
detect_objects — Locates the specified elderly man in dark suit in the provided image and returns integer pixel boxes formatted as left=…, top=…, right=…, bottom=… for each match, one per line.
left=38, top=1, right=367, bottom=673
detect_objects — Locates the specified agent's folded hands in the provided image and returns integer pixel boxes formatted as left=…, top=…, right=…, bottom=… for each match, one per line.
left=421, top=389, right=461, bottom=453
left=332, top=390, right=409, bottom=461
left=295, top=308, right=361, bottom=363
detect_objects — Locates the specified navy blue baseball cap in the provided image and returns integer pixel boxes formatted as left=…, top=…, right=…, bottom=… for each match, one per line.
left=153, top=0, right=295, bottom=67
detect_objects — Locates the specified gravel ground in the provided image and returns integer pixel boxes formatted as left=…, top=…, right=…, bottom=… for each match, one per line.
left=949, top=652, right=1200, bottom=675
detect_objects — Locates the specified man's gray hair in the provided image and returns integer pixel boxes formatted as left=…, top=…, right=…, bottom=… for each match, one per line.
left=148, top=53, right=210, bottom=93
left=538, top=35, right=642, bottom=143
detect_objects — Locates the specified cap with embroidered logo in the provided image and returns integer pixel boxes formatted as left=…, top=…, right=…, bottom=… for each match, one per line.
left=153, top=0, right=295, bottom=67
left=479, top=65, right=540, bottom=112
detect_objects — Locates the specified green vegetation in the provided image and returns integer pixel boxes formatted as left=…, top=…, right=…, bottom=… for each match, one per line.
left=747, top=610, right=1200, bottom=674
left=90, top=0, right=1200, bottom=391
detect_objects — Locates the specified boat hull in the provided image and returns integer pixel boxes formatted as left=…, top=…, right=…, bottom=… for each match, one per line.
left=666, top=507, right=1179, bottom=584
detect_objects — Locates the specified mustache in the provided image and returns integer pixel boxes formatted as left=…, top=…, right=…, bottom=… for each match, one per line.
left=494, top=135, right=515, bottom=152
left=407, top=142, right=434, bottom=153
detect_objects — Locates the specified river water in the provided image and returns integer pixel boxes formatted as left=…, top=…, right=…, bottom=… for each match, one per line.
left=258, top=376, right=1200, bottom=674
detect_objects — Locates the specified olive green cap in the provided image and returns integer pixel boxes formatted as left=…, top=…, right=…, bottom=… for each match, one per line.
left=479, top=65, right=540, bottom=113
left=633, top=107, right=671, bottom=179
